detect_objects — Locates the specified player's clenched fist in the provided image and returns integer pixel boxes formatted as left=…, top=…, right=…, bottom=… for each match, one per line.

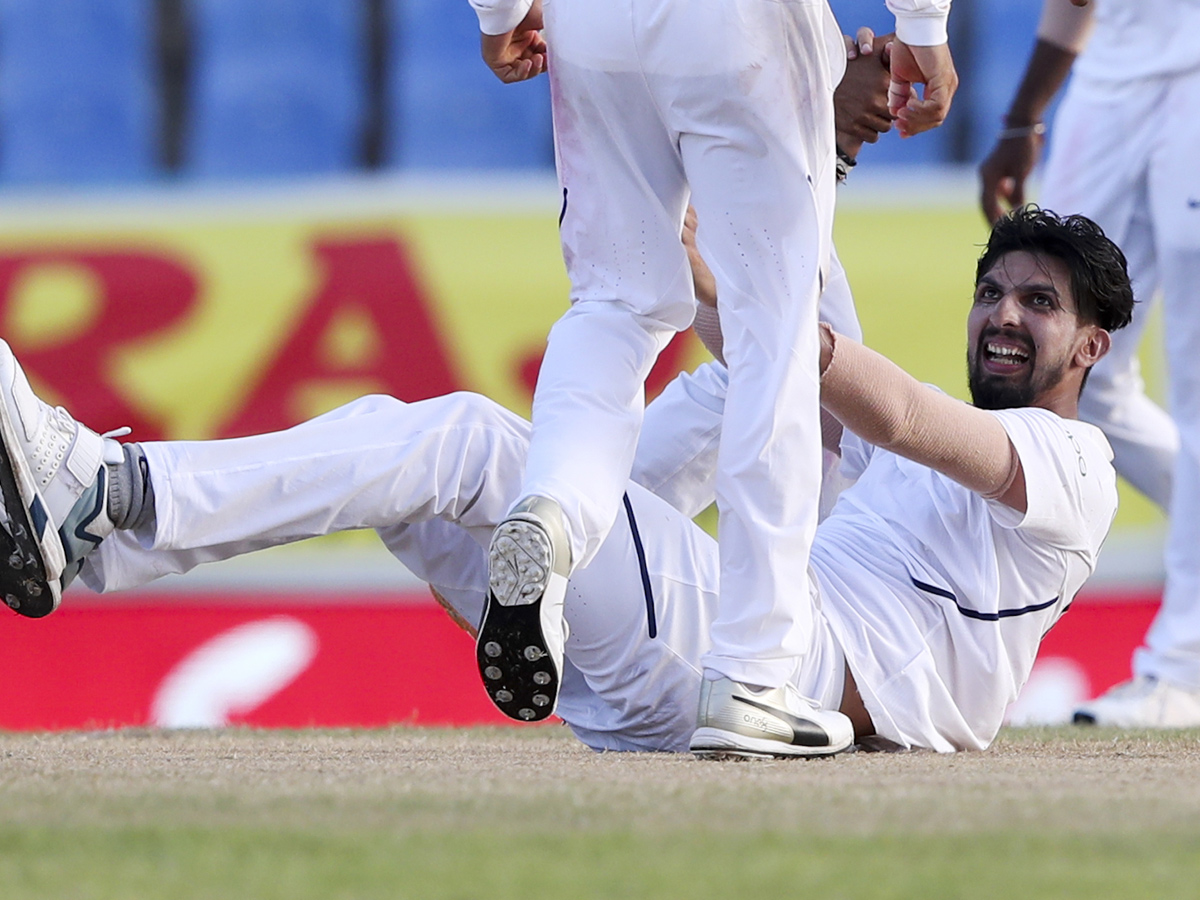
left=888, top=39, right=958, bottom=138
left=481, top=0, right=547, bottom=83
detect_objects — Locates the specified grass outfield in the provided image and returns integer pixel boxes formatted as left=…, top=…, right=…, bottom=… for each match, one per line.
left=1, top=726, right=1197, bottom=898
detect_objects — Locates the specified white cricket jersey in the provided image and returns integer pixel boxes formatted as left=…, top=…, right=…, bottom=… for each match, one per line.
left=811, top=406, right=1118, bottom=752
left=1074, top=0, right=1200, bottom=83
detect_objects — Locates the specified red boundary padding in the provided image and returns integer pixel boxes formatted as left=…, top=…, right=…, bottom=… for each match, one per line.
left=0, top=590, right=1162, bottom=731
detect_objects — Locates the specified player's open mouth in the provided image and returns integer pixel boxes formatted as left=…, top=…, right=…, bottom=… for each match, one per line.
left=982, top=339, right=1031, bottom=373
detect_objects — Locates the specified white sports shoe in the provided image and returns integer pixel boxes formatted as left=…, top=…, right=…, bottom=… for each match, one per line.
left=0, top=340, right=115, bottom=617
left=690, top=676, right=855, bottom=759
left=477, top=496, right=570, bottom=722
left=1072, top=676, right=1200, bottom=729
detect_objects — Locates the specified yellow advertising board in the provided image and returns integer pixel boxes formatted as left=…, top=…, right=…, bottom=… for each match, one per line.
left=1, top=193, right=707, bottom=443
left=0, top=182, right=1164, bottom=544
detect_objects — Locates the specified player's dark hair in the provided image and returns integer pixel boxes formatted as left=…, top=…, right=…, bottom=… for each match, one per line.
left=976, top=206, right=1134, bottom=332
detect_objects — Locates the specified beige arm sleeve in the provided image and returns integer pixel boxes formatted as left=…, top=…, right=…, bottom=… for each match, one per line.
left=692, top=303, right=725, bottom=364
left=820, top=328, right=1022, bottom=505
left=1037, top=0, right=1095, bottom=53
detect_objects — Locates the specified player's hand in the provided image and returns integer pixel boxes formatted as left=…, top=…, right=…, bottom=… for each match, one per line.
left=888, top=40, right=958, bottom=137
left=481, top=0, right=546, bottom=83
left=978, top=129, right=1044, bottom=224
left=682, top=206, right=718, bottom=308
left=836, top=28, right=894, bottom=159
left=843, top=25, right=877, bottom=61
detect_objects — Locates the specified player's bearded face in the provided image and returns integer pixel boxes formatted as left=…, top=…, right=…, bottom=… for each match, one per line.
left=967, top=331, right=1069, bottom=410
left=966, top=252, right=1078, bottom=411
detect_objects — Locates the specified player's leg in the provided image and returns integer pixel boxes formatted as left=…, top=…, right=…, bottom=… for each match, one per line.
left=670, top=2, right=834, bottom=683
left=1076, top=210, right=1176, bottom=508
left=553, top=482, right=848, bottom=754
left=1075, top=68, right=1200, bottom=727
left=511, top=0, right=695, bottom=557
left=551, top=483, right=718, bottom=751
left=1040, top=76, right=1177, bottom=507
left=79, top=393, right=534, bottom=597
left=378, top=480, right=838, bottom=753
left=402, top=483, right=717, bottom=751
left=631, top=362, right=726, bottom=519
left=477, top=0, right=696, bottom=722
left=1123, top=66, right=1200, bottom=720
left=373, top=477, right=715, bottom=751
left=638, top=0, right=851, bottom=755
left=0, top=339, right=119, bottom=616
left=632, top=248, right=862, bottom=519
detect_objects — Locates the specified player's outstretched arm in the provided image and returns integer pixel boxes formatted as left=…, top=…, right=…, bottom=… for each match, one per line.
left=474, top=0, right=546, bottom=83
left=978, top=0, right=1094, bottom=223
left=818, top=325, right=1027, bottom=512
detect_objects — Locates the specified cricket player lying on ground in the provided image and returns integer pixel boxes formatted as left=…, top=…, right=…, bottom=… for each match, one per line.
left=0, top=206, right=1131, bottom=756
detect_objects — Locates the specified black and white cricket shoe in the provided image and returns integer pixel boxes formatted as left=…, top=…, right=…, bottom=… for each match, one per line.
left=689, top=677, right=854, bottom=759
left=0, top=340, right=114, bottom=617
left=477, top=496, right=570, bottom=722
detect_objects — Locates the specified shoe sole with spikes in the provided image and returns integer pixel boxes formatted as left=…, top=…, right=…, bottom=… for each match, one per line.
left=476, top=517, right=566, bottom=722
left=0, top=399, right=63, bottom=618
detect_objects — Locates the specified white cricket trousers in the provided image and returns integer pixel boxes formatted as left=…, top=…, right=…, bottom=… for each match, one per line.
left=1041, top=66, right=1200, bottom=688
left=79, top=393, right=845, bottom=751
left=522, top=0, right=845, bottom=687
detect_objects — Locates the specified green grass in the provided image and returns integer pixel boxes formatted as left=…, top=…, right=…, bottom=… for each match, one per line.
left=1, top=726, right=1197, bottom=898
left=0, top=828, right=1192, bottom=900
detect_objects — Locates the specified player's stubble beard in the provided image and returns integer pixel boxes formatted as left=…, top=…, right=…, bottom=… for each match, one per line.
left=967, top=328, right=1068, bottom=410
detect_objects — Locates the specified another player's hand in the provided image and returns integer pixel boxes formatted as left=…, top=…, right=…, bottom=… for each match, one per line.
left=978, top=130, right=1044, bottom=224
left=888, top=40, right=957, bottom=137
left=481, top=0, right=546, bottom=83
left=836, top=28, right=895, bottom=160
left=682, top=206, right=718, bottom=308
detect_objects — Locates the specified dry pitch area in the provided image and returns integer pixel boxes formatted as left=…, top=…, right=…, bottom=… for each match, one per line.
left=1, top=725, right=1197, bottom=898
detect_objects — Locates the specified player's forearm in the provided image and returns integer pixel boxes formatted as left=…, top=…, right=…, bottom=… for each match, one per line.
left=819, top=327, right=1021, bottom=503
left=1000, top=0, right=1093, bottom=122
left=886, top=0, right=951, bottom=46
left=1003, top=38, right=1078, bottom=127
left=470, top=0, right=534, bottom=35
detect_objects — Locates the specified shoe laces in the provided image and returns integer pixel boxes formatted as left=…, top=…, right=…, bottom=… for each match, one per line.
left=31, top=406, right=79, bottom=486
left=48, top=405, right=79, bottom=433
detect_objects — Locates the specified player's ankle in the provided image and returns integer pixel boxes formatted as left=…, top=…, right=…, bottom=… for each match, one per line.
left=106, top=442, right=155, bottom=533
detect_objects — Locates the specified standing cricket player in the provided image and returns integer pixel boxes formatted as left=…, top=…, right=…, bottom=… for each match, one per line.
left=466, top=0, right=958, bottom=760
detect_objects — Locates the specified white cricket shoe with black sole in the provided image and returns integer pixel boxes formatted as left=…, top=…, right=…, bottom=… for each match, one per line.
left=0, top=340, right=115, bottom=617
left=1073, top=676, right=1200, bottom=729
left=690, top=677, right=855, bottom=759
left=477, top=496, right=570, bottom=722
